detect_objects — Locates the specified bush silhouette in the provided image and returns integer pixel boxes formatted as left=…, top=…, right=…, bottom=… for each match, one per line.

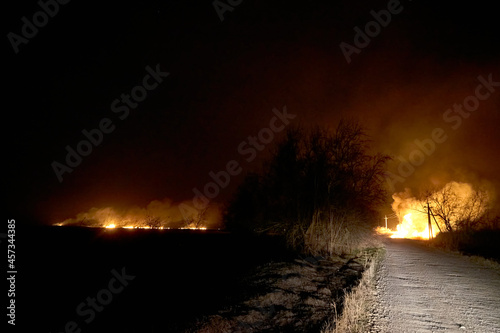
left=225, top=119, right=389, bottom=255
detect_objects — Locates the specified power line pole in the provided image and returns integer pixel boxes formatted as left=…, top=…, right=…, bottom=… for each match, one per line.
left=427, top=202, right=433, bottom=239
left=429, top=206, right=442, bottom=233
left=385, top=215, right=388, bottom=229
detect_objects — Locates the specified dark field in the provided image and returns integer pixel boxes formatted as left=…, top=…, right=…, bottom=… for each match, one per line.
left=13, top=226, right=295, bottom=332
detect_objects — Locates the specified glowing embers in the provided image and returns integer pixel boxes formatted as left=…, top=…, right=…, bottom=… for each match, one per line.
left=105, top=225, right=167, bottom=230
left=179, top=226, right=207, bottom=230
left=102, top=225, right=207, bottom=230
left=53, top=199, right=221, bottom=230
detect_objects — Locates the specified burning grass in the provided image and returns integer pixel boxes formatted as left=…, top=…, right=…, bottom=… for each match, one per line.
left=54, top=199, right=222, bottom=230
left=389, top=181, right=493, bottom=240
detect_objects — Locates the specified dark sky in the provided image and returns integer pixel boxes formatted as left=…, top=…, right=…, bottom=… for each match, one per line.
left=5, top=0, right=500, bottom=225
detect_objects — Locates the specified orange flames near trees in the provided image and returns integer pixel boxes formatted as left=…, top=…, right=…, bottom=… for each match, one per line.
left=391, top=212, right=439, bottom=239
left=54, top=198, right=220, bottom=230
left=380, top=181, right=492, bottom=240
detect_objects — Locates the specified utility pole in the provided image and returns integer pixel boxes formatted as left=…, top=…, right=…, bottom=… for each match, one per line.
left=385, top=215, right=388, bottom=229
left=427, top=202, right=433, bottom=239
left=429, top=206, right=442, bottom=233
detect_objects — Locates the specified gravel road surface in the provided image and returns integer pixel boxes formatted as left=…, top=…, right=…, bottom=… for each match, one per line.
left=371, top=238, right=500, bottom=333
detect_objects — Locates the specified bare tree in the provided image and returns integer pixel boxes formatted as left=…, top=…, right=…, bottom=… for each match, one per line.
left=193, top=205, right=209, bottom=228
left=457, top=188, right=489, bottom=230
left=225, top=120, right=390, bottom=254
left=181, top=205, right=210, bottom=229
left=421, top=183, right=489, bottom=232
left=145, top=215, right=163, bottom=229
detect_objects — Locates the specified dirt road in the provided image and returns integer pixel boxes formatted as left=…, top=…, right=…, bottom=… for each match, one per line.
left=370, top=239, right=500, bottom=333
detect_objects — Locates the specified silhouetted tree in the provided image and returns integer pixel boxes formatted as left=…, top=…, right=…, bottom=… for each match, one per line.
left=145, top=216, right=163, bottom=229
left=224, top=173, right=266, bottom=232
left=225, top=119, right=389, bottom=254
left=420, top=183, right=490, bottom=232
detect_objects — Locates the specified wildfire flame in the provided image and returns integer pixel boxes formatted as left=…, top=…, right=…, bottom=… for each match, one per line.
left=53, top=198, right=221, bottom=230
left=103, top=224, right=207, bottom=230
left=390, top=213, right=438, bottom=239
left=384, top=181, right=491, bottom=240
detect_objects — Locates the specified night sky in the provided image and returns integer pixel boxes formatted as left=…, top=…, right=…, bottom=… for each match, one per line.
left=5, top=0, right=500, bottom=225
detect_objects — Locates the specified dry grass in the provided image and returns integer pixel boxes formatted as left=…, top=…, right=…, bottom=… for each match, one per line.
left=431, top=229, right=500, bottom=262
left=321, top=247, right=384, bottom=333
left=466, top=254, right=500, bottom=270
left=191, top=209, right=385, bottom=332
left=188, top=252, right=371, bottom=332
left=287, top=210, right=381, bottom=257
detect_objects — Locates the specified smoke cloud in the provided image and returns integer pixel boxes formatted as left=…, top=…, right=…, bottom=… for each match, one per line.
left=391, top=181, right=494, bottom=237
left=59, top=198, right=223, bottom=229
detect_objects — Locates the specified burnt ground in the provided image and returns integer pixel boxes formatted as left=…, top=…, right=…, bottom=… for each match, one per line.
left=186, top=254, right=368, bottom=332
left=12, top=226, right=367, bottom=333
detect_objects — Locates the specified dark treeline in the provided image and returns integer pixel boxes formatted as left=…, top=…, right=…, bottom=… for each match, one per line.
left=224, top=119, right=389, bottom=255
